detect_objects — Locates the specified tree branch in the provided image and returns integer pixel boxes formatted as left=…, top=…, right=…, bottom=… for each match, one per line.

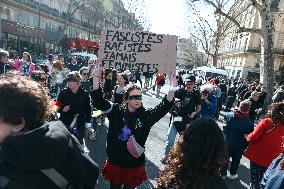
left=249, top=0, right=263, bottom=13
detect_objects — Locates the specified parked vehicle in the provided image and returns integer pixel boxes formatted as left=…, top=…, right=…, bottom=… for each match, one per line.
left=70, top=52, right=97, bottom=60
left=192, top=66, right=229, bottom=81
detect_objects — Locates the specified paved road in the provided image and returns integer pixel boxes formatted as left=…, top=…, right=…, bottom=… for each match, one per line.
left=86, top=79, right=251, bottom=189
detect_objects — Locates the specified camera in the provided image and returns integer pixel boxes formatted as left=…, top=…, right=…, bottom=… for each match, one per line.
left=202, top=90, right=210, bottom=96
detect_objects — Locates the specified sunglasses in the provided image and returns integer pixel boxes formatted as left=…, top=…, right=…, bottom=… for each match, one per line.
left=186, top=83, right=194, bottom=85
left=82, top=73, right=89, bottom=76
left=128, top=95, right=142, bottom=101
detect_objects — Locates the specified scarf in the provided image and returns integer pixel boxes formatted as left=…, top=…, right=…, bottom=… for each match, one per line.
left=233, top=108, right=249, bottom=120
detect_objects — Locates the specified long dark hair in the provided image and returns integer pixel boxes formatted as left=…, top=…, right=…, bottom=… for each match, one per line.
left=156, top=118, right=228, bottom=189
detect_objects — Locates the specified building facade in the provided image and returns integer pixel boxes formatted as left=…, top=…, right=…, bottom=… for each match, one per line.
left=177, top=38, right=207, bottom=69
left=0, top=0, right=142, bottom=56
left=215, top=0, right=284, bottom=82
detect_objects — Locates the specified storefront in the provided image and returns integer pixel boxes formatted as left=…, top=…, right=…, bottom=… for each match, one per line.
left=1, top=19, right=43, bottom=56
left=42, top=29, right=65, bottom=55
left=66, top=38, right=100, bottom=55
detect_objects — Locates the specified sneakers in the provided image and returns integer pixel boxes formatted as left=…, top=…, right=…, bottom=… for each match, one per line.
left=228, top=174, right=238, bottom=180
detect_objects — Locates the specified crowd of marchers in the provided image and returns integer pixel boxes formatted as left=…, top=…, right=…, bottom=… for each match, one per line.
left=0, top=47, right=284, bottom=189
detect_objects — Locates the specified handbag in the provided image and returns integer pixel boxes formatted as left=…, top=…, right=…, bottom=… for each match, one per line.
left=69, top=114, right=80, bottom=137
left=127, top=135, right=145, bottom=158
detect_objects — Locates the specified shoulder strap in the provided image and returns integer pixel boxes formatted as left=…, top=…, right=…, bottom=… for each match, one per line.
left=41, top=169, right=68, bottom=189
left=114, top=86, right=118, bottom=93
left=41, top=127, right=84, bottom=189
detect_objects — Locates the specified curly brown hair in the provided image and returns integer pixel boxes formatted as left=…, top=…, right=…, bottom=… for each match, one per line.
left=156, top=118, right=228, bottom=189
left=266, top=101, right=284, bottom=125
left=0, top=76, right=50, bottom=130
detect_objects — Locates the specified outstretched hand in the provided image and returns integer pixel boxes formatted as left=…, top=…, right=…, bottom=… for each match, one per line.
left=91, top=60, right=103, bottom=78
left=91, top=60, right=104, bottom=90
left=166, top=71, right=177, bottom=102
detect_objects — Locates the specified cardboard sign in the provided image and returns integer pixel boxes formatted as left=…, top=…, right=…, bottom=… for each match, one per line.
left=98, top=28, right=177, bottom=75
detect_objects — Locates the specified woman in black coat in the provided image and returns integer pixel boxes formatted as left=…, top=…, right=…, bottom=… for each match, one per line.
left=90, top=64, right=175, bottom=189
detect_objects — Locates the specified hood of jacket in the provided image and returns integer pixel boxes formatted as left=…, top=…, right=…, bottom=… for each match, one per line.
left=0, top=121, right=70, bottom=170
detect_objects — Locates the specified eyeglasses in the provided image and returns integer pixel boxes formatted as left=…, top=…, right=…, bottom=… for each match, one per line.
left=82, top=73, right=89, bottom=76
left=128, top=95, right=142, bottom=101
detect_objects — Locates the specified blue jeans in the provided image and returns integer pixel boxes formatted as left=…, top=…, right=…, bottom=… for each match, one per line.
left=164, top=119, right=178, bottom=156
left=164, top=117, right=190, bottom=156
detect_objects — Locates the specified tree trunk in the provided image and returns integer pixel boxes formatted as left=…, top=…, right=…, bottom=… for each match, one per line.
left=260, top=13, right=274, bottom=105
left=212, top=55, right=218, bottom=67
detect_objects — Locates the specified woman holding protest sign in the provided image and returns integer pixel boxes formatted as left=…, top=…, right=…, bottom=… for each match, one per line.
left=90, top=61, right=175, bottom=189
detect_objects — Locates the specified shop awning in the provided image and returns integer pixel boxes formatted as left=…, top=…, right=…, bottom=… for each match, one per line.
left=66, top=38, right=100, bottom=51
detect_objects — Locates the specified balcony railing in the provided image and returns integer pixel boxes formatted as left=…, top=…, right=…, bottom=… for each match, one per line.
left=10, top=0, right=141, bottom=33
left=218, top=48, right=245, bottom=55
left=219, top=47, right=284, bottom=56
left=246, top=47, right=261, bottom=53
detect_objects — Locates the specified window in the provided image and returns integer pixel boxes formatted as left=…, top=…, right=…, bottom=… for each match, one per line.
left=0, top=7, right=11, bottom=20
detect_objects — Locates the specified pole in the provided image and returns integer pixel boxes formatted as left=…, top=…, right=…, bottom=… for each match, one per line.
left=0, top=14, right=2, bottom=48
left=37, top=0, right=41, bottom=56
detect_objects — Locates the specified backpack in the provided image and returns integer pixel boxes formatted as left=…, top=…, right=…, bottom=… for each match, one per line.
left=160, top=78, right=165, bottom=86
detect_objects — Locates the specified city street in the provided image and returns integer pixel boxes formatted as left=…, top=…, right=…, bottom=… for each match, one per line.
left=86, top=79, right=251, bottom=189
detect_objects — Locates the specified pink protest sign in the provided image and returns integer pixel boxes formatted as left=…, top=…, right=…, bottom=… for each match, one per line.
left=98, top=28, right=177, bottom=75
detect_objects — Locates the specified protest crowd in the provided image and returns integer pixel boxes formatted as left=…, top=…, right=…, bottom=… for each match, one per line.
left=1, top=43, right=284, bottom=189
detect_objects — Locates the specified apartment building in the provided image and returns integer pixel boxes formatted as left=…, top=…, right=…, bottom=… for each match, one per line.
left=0, top=0, right=142, bottom=56
left=177, top=38, right=207, bottom=69
left=215, top=0, right=284, bottom=82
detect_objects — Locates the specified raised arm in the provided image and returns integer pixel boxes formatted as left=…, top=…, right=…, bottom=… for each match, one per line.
left=90, top=60, right=112, bottom=112
left=144, top=89, right=175, bottom=128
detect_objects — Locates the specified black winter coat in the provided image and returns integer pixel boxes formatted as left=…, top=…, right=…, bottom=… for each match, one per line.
left=57, top=87, right=91, bottom=127
left=90, top=88, right=174, bottom=168
left=0, top=121, right=99, bottom=189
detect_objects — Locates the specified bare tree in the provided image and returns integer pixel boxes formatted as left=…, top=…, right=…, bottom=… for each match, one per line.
left=57, top=0, right=96, bottom=43
left=177, top=38, right=199, bottom=67
left=190, top=0, right=276, bottom=104
left=186, top=1, right=251, bottom=67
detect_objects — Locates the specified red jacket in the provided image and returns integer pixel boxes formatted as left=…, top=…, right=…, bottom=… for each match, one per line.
left=245, top=118, right=284, bottom=167
left=155, top=74, right=165, bottom=86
